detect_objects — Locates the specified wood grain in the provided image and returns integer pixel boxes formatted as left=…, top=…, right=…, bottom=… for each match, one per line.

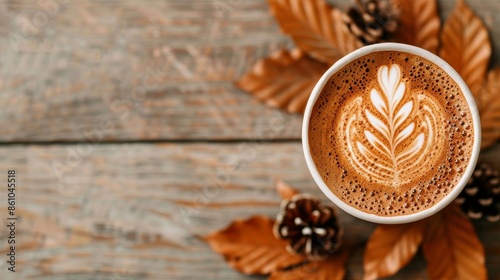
left=0, top=143, right=500, bottom=279
left=2, top=0, right=500, bottom=142
left=2, top=1, right=500, bottom=279
left=0, top=0, right=299, bottom=142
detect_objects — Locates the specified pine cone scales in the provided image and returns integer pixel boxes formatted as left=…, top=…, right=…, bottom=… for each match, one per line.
left=343, top=0, right=398, bottom=45
left=456, top=162, right=500, bottom=222
left=274, top=194, right=342, bottom=261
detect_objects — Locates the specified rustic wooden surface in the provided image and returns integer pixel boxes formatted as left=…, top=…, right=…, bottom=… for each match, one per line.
left=1, top=0, right=500, bottom=142
left=0, top=0, right=500, bottom=279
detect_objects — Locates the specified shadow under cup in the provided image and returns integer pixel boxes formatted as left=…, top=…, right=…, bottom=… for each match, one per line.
left=302, top=43, right=481, bottom=224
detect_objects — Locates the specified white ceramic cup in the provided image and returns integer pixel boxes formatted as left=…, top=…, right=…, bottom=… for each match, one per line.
left=302, top=43, right=481, bottom=224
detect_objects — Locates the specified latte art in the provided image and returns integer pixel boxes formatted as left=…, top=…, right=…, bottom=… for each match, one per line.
left=340, top=65, right=445, bottom=186
left=308, top=51, right=475, bottom=217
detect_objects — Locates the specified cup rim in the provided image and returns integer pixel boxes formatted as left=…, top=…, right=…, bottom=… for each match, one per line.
left=302, top=43, right=481, bottom=224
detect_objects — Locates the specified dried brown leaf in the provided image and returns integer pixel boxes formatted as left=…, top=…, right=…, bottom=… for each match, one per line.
left=268, top=0, right=362, bottom=64
left=276, top=180, right=300, bottom=200
left=268, top=251, right=348, bottom=280
left=439, top=0, right=491, bottom=94
left=236, top=49, right=328, bottom=113
left=392, top=0, right=440, bottom=53
left=475, top=68, right=500, bottom=149
left=363, top=221, right=425, bottom=280
left=423, top=204, right=487, bottom=280
left=204, top=215, right=305, bottom=275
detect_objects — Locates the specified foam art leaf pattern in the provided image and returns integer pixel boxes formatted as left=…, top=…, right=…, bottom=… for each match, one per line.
left=204, top=216, right=305, bottom=275
left=235, top=49, right=328, bottom=113
left=363, top=66, right=420, bottom=163
left=268, top=0, right=362, bottom=64
left=342, top=64, right=445, bottom=186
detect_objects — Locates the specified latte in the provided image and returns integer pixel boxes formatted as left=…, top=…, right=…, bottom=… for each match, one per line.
left=308, top=51, right=474, bottom=217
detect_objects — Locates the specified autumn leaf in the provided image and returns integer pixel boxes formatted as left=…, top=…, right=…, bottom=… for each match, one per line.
left=422, top=204, right=487, bottom=280
left=392, top=0, right=440, bottom=53
left=204, top=215, right=305, bottom=275
left=276, top=180, right=300, bottom=200
left=363, top=221, right=425, bottom=280
left=475, top=68, right=500, bottom=149
left=269, top=250, right=349, bottom=280
left=439, top=0, right=491, bottom=95
left=268, top=0, right=361, bottom=64
left=236, top=49, right=328, bottom=113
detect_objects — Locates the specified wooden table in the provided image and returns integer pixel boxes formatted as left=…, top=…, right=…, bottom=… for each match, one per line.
left=1, top=0, right=500, bottom=279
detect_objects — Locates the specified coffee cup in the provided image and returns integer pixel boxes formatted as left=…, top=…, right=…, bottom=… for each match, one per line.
left=302, top=43, right=481, bottom=224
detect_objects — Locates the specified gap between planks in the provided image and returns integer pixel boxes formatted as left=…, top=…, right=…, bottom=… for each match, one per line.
left=0, top=138, right=302, bottom=146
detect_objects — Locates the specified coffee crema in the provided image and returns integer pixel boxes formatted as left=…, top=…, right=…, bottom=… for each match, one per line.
left=308, top=51, right=474, bottom=216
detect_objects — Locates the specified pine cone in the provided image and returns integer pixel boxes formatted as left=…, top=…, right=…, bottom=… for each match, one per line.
left=343, top=0, right=398, bottom=45
left=455, top=162, right=500, bottom=222
left=274, top=194, right=342, bottom=261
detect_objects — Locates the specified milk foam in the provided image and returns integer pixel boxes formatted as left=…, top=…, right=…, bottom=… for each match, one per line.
left=308, top=51, right=474, bottom=217
left=341, top=64, right=445, bottom=186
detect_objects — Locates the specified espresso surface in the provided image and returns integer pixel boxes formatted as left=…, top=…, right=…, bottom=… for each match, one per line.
left=309, top=51, right=474, bottom=216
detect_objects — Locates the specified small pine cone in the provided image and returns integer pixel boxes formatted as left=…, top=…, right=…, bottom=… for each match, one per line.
left=456, top=162, right=500, bottom=222
left=343, top=0, right=398, bottom=45
left=274, top=194, right=342, bottom=261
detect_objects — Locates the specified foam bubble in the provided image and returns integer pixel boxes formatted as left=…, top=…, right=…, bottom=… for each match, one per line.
left=308, top=51, right=475, bottom=217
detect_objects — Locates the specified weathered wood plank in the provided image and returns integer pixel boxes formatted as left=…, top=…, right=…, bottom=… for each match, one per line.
left=2, top=0, right=500, bottom=142
left=0, top=143, right=499, bottom=279
left=0, top=0, right=301, bottom=142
